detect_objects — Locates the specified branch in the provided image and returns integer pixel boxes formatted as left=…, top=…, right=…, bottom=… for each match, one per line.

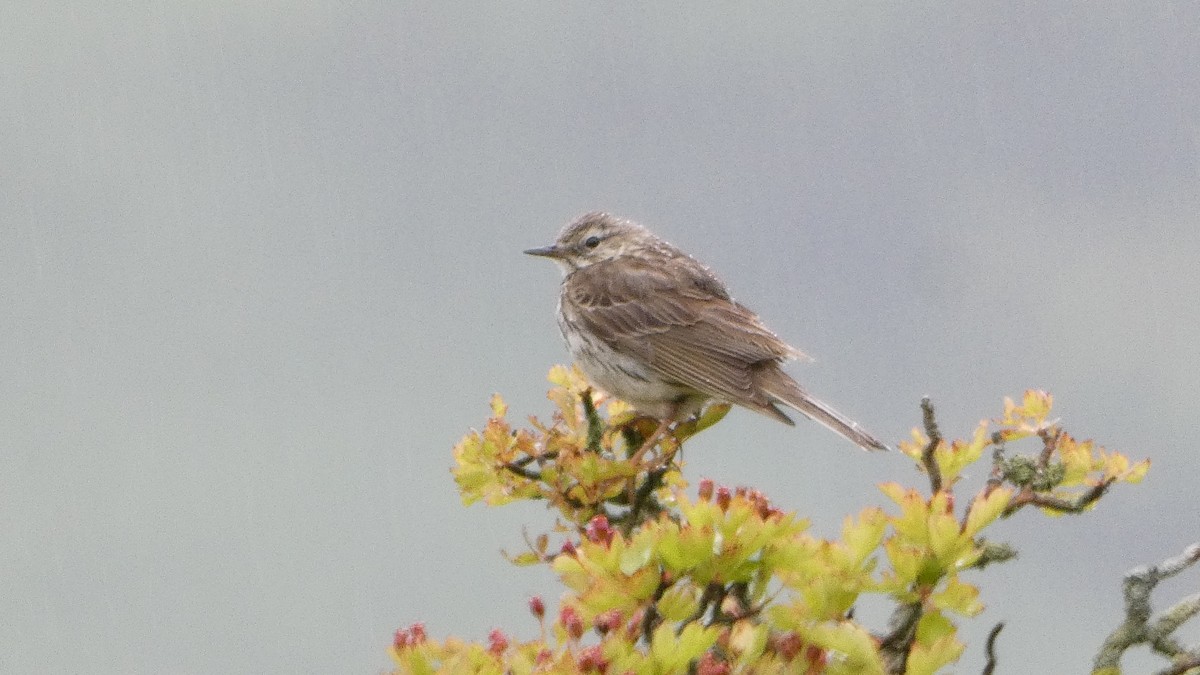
left=878, top=602, right=921, bottom=675
left=580, top=390, right=604, bottom=452
left=1094, top=542, right=1200, bottom=672
left=1003, top=478, right=1114, bottom=517
left=681, top=583, right=723, bottom=626
left=1158, top=654, right=1200, bottom=675
left=502, top=461, right=543, bottom=481
left=616, top=463, right=670, bottom=537
left=981, top=622, right=1004, bottom=675
left=642, top=579, right=669, bottom=644
left=1036, top=428, right=1061, bottom=469
left=920, top=397, right=943, bottom=494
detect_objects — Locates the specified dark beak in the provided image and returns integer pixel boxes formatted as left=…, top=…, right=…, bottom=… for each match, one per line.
left=523, top=245, right=562, bottom=258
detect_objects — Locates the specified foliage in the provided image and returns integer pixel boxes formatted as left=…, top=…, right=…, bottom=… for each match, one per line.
left=393, top=366, right=1148, bottom=674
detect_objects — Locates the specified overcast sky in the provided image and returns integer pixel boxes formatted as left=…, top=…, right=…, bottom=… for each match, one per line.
left=3, top=3, right=1199, bottom=673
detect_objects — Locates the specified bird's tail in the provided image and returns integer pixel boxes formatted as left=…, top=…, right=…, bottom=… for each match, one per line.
left=757, top=368, right=890, bottom=452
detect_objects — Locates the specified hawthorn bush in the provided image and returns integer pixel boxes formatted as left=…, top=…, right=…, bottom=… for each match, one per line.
left=391, top=366, right=1149, bottom=674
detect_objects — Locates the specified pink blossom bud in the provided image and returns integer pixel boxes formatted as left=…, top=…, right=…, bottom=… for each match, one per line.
left=576, top=645, right=607, bottom=672
left=528, top=595, right=545, bottom=619
left=487, top=629, right=508, bottom=655
left=560, top=606, right=584, bottom=641
left=716, top=486, right=732, bottom=511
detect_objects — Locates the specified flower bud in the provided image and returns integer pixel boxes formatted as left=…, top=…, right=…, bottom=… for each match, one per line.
left=560, top=606, right=584, bottom=641
left=528, top=595, right=545, bottom=620
left=585, top=514, right=613, bottom=547
left=716, top=486, right=732, bottom=511
left=487, top=629, right=508, bottom=655
left=696, top=652, right=731, bottom=675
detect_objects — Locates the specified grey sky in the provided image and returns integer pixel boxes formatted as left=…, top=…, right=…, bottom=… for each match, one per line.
left=3, top=3, right=1198, bottom=673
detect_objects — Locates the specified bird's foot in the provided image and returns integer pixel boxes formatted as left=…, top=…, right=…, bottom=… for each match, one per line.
left=623, top=417, right=681, bottom=502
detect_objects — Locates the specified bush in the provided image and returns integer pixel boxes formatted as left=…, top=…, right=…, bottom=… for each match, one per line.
left=392, top=366, right=1149, bottom=674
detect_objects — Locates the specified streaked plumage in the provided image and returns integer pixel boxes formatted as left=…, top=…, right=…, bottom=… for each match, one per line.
left=525, top=212, right=888, bottom=452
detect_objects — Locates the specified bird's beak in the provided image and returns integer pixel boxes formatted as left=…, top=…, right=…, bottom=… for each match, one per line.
left=523, top=245, right=562, bottom=258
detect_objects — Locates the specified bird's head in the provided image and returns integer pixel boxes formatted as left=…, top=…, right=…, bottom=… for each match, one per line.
left=524, top=212, right=656, bottom=273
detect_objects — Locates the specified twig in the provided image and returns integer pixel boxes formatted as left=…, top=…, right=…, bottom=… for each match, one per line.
left=920, top=397, right=943, bottom=494
left=502, top=461, right=542, bottom=481
left=1003, top=478, right=1114, bottom=517
left=1036, top=428, right=1061, bottom=469
left=1157, top=654, right=1200, bottom=675
left=981, top=443, right=1008, bottom=500
left=615, top=464, right=669, bottom=537
left=642, top=580, right=669, bottom=644
left=681, top=583, right=723, bottom=627
left=982, top=622, right=1004, bottom=675
left=581, top=390, right=604, bottom=452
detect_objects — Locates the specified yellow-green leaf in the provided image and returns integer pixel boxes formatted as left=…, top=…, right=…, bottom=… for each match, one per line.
left=963, top=488, right=1012, bottom=537
left=489, top=393, right=507, bottom=419
left=905, top=635, right=965, bottom=675
left=933, top=576, right=983, bottom=616
left=619, top=538, right=654, bottom=576
left=843, top=507, right=888, bottom=566
left=915, top=609, right=955, bottom=643
left=927, top=510, right=964, bottom=565
left=656, top=584, right=700, bottom=621
left=802, top=622, right=885, bottom=675
left=1124, top=459, right=1151, bottom=483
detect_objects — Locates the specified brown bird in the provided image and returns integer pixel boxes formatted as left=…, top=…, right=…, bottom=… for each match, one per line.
left=525, top=212, right=888, bottom=455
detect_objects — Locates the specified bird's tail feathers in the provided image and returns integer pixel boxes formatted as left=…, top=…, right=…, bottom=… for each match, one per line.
left=757, top=370, right=889, bottom=452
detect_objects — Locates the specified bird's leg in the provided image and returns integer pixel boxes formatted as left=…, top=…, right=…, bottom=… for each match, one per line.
left=624, top=401, right=681, bottom=466
left=623, top=404, right=680, bottom=503
left=627, top=417, right=672, bottom=467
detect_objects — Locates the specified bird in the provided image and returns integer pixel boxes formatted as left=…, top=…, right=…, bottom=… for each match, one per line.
left=524, top=212, right=889, bottom=458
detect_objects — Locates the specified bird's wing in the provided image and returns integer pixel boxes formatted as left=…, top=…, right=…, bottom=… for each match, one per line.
left=565, top=257, right=802, bottom=406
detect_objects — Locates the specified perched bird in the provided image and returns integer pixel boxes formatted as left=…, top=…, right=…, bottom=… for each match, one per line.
left=525, top=212, right=888, bottom=454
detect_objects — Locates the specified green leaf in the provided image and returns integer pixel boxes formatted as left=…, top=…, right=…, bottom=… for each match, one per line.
left=656, top=583, right=700, bottom=621
left=843, top=508, right=888, bottom=566
left=884, top=539, right=923, bottom=584
left=927, top=510, right=965, bottom=565
left=881, top=483, right=929, bottom=545
left=802, top=622, right=884, bottom=674
left=676, top=622, right=721, bottom=662
left=932, top=577, right=982, bottom=617
left=489, top=393, right=507, bottom=419
left=963, top=487, right=1012, bottom=538
left=618, top=538, right=654, bottom=576
left=914, top=609, right=955, bottom=643
left=905, top=635, right=965, bottom=675
left=508, top=551, right=543, bottom=567
left=692, top=402, right=731, bottom=434
left=552, top=554, right=590, bottom=592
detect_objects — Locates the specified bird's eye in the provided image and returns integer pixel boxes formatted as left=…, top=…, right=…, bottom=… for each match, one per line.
left=584, top=235, right=601, bottom=249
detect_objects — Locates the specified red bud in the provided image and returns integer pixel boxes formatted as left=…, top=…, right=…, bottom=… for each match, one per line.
left=528, top=595, right=545, bottom=619
left=487, top=629, right=508, bottom=655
